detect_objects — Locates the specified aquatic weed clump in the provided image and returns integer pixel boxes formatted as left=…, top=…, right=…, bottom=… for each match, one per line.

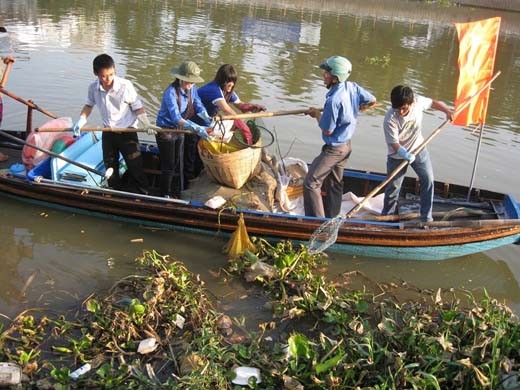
left=0, top=250, right=238, bottom=388
left=229, top=239, right=520, bottom=389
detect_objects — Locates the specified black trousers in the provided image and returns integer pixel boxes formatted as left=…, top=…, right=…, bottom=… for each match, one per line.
left=102, top=132, right=148, bottom=194
left=183, top=133, right=203, bottom=181
left=155, top=132, right=184, bottom=197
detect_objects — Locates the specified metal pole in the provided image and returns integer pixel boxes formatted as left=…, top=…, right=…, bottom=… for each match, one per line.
left=466, top=123, right=484, bottom=201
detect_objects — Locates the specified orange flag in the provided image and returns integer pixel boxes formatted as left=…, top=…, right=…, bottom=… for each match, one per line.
left=453, top=17, right=500, bottom=126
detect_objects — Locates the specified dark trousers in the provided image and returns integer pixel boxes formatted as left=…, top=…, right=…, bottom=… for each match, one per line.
left=185, top=114, right=208, bottom=181
left=183, top=133, right=203, bottom=181
left=304, top=142, right=351, bottom=218
left=155, top=132, right=184, bottom=197
left=102, top=132, right=148, bottom=194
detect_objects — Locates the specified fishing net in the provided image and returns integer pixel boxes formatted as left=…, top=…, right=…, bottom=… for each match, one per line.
left=307, top=216, right=344, bottom=255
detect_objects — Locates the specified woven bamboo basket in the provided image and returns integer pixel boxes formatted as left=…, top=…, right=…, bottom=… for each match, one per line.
left=198, top=124, right=262, bottom=189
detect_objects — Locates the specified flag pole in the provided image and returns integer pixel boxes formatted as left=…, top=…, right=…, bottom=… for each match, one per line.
left=466, top=122, right=485, bottom=201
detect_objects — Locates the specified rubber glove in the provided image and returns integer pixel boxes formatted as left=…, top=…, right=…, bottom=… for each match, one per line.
left=397, top=146, right=415, bottom=164
left=233, top=119, right=253, bottom=145
left=236, top=102, right=265, bottom=113
left=72, top=115, right=87, bottom=138
left=183, top=120, right=209, bottom=140
left=197, top=110, right=213, bottom=126
left=137, top=113, right=160, bottom=135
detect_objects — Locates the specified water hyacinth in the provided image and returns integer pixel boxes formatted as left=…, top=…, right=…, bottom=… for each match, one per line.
left=0, top=245, right=519, bottom=388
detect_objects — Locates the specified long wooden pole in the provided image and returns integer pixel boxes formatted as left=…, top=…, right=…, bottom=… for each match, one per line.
left=0, top=57, right=14, bottom=87
left=218, top=108, right=322, bottom=121
left=466, top=122, right=485, bottom=201
left=36, top=126, right=194, bottom=134
left=0, top=86, right=58, bottom=119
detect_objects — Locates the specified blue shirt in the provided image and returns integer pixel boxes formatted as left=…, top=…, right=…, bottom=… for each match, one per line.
left=197, top=81, right=239, bottom=117
left=319, top=81, right=375, bottom=146
left=156, top=84, right=206, bottom=128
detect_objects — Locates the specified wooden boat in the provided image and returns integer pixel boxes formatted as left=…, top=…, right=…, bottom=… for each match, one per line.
left=0, top=131, right=519, bottom=261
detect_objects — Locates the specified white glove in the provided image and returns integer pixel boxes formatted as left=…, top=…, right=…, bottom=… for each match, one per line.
left=138, top=113, right=160, bottom=135
left=72, top=115, right=87, bottom=138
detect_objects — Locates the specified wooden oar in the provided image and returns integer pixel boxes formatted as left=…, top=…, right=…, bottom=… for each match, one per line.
left=0, top=86, right=58, bottom=119
left=218, top=108, right=322, bottom=121
left=36, top=126, right=195, bottom=134
left=0, top=57, right=15, bottom=87
left=307, top=71, right=501, bottom=255
left=0, top=129, right=112, bottom=179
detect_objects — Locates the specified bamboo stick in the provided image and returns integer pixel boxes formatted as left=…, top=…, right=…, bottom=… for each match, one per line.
left=218, top=108, right=321, bottom=121
left=36, top=126, right=194, bottom=134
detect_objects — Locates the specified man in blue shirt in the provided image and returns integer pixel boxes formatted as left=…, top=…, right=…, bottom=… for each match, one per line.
left=304, top=56, right=376, bottom=218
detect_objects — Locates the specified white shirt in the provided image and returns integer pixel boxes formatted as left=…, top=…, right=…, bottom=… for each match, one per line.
left=383, top=95, right=433, bottom=158
left=86, top=75, right=143, bottom=128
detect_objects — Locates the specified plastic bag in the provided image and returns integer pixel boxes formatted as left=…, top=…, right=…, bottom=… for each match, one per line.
left=22, top=117, right=73, bottom=169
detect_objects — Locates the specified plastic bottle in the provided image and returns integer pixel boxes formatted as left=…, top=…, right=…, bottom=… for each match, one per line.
left=70, top=363, right=91, bottom=380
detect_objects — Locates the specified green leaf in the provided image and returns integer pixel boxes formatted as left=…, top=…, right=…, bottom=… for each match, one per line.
left=315, top=352, right=343, bottom=374
left=52, top=346, right=73, bottom=354
left=86, top=299, right=100, bottom=314
left=288, top=333, right=311, bottom=360
left=356, top=300, right=369, bottom=313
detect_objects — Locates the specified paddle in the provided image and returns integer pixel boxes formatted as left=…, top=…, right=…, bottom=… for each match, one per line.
left=0, top=129, right=112, bottom=179
left=307, top=71, right=501, bottom=255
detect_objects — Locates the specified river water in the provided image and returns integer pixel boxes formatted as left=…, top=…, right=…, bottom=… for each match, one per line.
left=1, top=0, right=520, bottom=319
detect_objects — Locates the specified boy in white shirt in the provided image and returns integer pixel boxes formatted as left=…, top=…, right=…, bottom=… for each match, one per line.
left=72, top=54, right=159, bottom=194
left=382, top=85, right=453, bottom=222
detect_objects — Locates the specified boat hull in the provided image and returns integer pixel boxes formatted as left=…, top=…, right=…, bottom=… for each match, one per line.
left=0, top=171, right=519, bottom=261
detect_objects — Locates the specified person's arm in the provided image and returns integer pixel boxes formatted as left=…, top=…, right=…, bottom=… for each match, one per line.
left=79, top=105, right=93, bottom=118
left=72, top=105, right=93, bottom=137
left=134, top=107, right=160, bottom=135
left=235, top=100, right=266, bottom=113
left=215, top=99, right=237, bottom=116
left=431, top=99, right=454, bottom=121
left=360, top=100, right=377, bottom=111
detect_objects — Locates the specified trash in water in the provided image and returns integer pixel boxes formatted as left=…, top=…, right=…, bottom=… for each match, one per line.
left=70, top=363, right=91, bottom=380
left=137, top=338, right=157, bottom=354
left=232, top=366, right=261, bottom=385
left=0, top=362, right=22, bottom=386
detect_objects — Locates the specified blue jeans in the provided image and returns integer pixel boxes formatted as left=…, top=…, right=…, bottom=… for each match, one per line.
left=382, top=148, right=434, bottom=222
left=304, top=143, right=351, bottom=218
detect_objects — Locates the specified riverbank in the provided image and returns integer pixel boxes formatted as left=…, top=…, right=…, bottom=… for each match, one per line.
left=454, top=0, right=520, bottom=12
left=234, top=0, right=520, bottom=35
